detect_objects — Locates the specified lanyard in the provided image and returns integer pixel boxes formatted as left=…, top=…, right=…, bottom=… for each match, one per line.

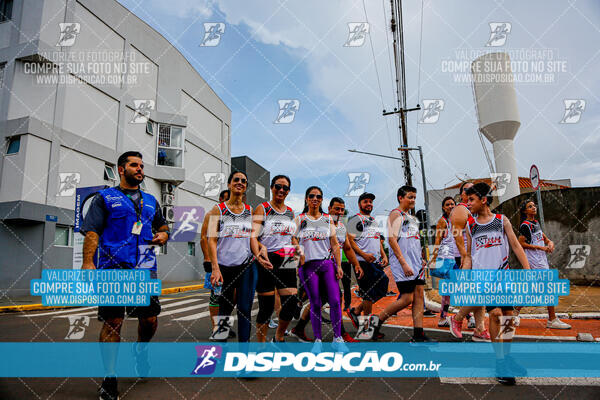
left=118, top=187, right=143, bottom=221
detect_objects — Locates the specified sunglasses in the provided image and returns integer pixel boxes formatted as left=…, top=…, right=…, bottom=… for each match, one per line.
left=308, top=194, right=323, bottom=200
left=232, top=177, right=247, bottom=184
left=273, top=184, right=290, bottom=192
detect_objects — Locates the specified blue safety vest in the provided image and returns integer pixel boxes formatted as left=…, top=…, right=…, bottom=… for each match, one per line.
left=97, top=187, right=159, bottom=271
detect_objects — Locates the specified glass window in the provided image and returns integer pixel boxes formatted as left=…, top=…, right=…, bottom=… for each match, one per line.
left=188, top=242, right=195, bottom=256
left=6, top=136, right=20, bottom=154
left=104, top=164, right=116, bottom=181
left=0, top=0, right=13, bottom=22
left=255, top=183, right=265, bottom=198
left=146, top=120, right=154, bottom=135
left=54, top=225, right=72, bottom=246
left=0, top=63, right=5, bottom=88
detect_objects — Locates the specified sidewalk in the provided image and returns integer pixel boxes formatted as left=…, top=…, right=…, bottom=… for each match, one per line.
left=0, top=280, right=204, bottom=313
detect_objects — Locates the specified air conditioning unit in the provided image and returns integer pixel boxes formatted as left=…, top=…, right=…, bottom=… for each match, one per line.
left=161, top=182, right=175, bottom=194
left=161, top=193, right=174, bottom=205
left=162, top=206, right=175, bottom=223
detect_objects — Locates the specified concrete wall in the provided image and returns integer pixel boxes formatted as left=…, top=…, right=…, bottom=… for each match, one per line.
left=496, top=187, right=600, bottom=285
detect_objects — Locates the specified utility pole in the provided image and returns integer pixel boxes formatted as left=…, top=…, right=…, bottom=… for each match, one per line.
left=348, top=147, right=431, bottom=239
left=385, top=0, right=421, bottom=187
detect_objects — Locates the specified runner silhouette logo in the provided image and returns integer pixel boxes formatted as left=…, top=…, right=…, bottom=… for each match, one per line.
left=566, top=245, right=590, bottom=269
left=191, top=345, right=222, bottom=375
left=560, top=99, right=586, bottom=124
left=486, top=22, right=511, bottom=47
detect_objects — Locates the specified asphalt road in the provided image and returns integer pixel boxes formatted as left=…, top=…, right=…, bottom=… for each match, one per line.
left=1, top=290, right=599, bottom=399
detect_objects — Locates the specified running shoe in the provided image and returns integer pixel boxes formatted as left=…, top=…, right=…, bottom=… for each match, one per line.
left=472, top=329, right=491, bottom=342
left=410, top=335, right=437, bottom=343
left=332, top=336, right=349, bottom=353
left=505, top=355, right=528, bottom=377
left=342, top=332, right=359, bottom=343
left=132, top=342, right=150, bottom=377
left=353, top=289, right=363, bottom=298
left=385, top=291, right=397, bottom=297
left=449, top=316, right=463, bottom=339
left=99, top=377, right=119, bottom=400
left=289, top=327, right=313, bottom=343
left=512, top=316, right=520, bottom=327
left=496, top=359, right=518, bottom=385
left=423, top=310, right=437, bottom=318
left=438, top=318, right=450, bottom=327
left=311, top=339, right=323, bottom=354
left=345, top=308, right=360, bottom=329
left=547, top=318, right=571, bottom=329
left=467, top=315, right=476, bottom=329
left=496, top=376, right=516, bottom=386
left=268, top=319, right=278, bottom=329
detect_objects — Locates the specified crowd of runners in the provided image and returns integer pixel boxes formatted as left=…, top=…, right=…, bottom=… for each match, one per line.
left=201, top=172, right=570, bottom=352
left=85, top=153, right=570, bottom=398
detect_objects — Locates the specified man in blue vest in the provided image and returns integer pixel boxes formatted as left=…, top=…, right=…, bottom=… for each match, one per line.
left=81, top=151, right=169, bottom=400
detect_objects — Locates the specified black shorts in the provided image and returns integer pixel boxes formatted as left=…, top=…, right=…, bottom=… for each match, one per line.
left=357, top=261, right=389, bottom=303
left=98, top=295, right=161, bottom=321
left=485, top=305, right=515, bottom=313
left=395, top=279, right=425, bottom=294
left=255, top=252, right=298, bottom=293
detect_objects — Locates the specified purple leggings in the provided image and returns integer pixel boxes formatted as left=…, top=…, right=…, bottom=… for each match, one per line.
left=299, top=259, right=342, bottom=340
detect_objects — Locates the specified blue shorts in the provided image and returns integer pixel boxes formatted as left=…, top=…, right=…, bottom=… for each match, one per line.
left=357, top=261, right=389, bottom=303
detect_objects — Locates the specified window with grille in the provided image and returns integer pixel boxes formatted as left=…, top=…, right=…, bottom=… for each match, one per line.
left=156, top=124, right=184, bottom=167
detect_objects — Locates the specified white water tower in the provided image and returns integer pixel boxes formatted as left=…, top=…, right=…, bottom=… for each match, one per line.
left=471, top=52, right=520, bottom=203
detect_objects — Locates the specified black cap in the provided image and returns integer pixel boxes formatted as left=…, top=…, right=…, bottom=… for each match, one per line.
left=358, top=192, right=375, bottom=203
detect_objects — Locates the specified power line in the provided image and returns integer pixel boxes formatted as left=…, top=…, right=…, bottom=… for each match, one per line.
left=415, top=0, right=425, bottom=146
left=362, top=0, right=401, bottom=179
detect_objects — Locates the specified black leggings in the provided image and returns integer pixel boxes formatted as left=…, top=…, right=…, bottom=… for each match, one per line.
left=340, top=262, right=352, bottom=310
left=218, top=263, right=257, bottom=342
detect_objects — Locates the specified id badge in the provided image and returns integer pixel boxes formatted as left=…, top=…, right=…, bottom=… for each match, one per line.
left=131, top=221, right=143, bottom=235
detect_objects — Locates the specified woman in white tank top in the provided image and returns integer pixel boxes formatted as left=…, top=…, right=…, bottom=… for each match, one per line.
left=294, top=186, right=346, bottom=351
left=206, top=171, right=271, bottom=342
left=252, top=175, right=300, bottom=342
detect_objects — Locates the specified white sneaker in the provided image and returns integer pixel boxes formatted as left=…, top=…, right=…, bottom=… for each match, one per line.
left=438, top=318, right=450, bottom=327
left=268, top=319, right=278, bottom=329
left=311, top=339, right=323, bottom=354
left=467, top=316, right=476, bottom=329
left=332, top=337, right=349, bottom=353
left=547, top=318, right=571, bottom=329
left=513, top=316, right=520, bottom=327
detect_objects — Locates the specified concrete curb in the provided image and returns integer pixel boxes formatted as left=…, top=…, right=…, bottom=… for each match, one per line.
left=0, top=283, right=205, bottom=313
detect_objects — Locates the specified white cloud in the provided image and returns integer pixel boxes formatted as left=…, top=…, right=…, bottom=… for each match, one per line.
left=147, top=0, right=213, bottom=19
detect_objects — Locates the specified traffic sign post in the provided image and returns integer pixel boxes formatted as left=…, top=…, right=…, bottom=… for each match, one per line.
left=530, top=165, right=545, bottom=230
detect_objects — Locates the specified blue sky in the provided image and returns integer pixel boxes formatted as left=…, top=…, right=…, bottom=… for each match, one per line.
left=117, top=0, right=600, bottom=217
